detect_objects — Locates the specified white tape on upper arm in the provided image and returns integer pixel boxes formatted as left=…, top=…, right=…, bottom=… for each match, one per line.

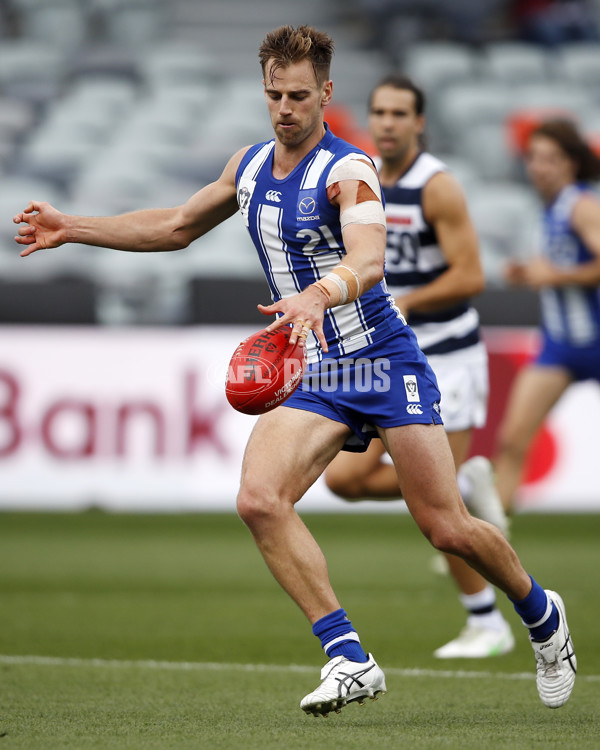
left=326, top=157, right=382, bottom=200
left=340, top=201, right=386, bottom=229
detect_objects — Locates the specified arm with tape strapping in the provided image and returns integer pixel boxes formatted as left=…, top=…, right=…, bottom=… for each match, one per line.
left=260, top=158, right=387, bottom=351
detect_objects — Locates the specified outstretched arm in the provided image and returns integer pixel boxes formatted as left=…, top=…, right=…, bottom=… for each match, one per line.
left=14, top=148, right=247, bottom=257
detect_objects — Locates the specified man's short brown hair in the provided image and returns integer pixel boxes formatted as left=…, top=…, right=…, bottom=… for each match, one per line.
left=259, top=25, right=334, bottom=87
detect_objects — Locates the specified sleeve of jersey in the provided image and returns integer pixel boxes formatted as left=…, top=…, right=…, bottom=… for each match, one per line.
left=325, top=156, right=386, bottom=230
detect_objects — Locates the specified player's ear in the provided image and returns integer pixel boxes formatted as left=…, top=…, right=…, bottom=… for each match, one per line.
left=321, top=80, right=333, bottom=107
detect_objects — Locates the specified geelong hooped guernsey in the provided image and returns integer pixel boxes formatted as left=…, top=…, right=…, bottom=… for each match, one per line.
left=379, top=152, right=481, bottom=356
left=540, top=183, right=600, bottom=346
left=235, top=125, right=403, bottom=362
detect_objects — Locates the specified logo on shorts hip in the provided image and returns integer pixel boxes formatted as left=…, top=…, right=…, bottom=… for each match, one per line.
left=403, top=374, right=420, bottom=402
left=406, top=404, right=423, bottom=415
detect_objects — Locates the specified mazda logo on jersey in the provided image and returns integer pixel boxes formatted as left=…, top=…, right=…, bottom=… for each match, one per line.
left=299, top=197, right=316, bottom=214
left=296, top=190, right=320, bottom=222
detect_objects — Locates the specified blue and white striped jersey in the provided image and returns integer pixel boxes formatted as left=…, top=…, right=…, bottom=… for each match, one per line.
left=235, top=125, right=403, bottom=363
left=378, top=152, right=481, bottom=356
left=540, top=183, right=600, bottom=346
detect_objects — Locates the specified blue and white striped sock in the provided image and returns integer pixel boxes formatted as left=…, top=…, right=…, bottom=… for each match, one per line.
left=312, top=608, right=368, bottom=663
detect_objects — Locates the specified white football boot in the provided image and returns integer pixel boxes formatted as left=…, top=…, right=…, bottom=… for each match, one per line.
left=434, top=619, right=515, bottom=659
left=460, top=456, right=510, bottom=537
left=300, top=653, right=386, bottom=716
left=530, top=590, right=577, bottom=708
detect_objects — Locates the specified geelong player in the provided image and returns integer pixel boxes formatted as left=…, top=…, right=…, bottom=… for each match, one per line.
left=13, top=26, right=576, bottom=714
left=325, top=75, right=514, bottom=660
left=496, top=119, right=600, bottom=512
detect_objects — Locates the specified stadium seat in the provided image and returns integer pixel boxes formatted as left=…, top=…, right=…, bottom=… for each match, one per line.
left=403, top=42, right=478, bottom=92
left=0, top=40, right=67, bottom=84
left=69, top=46, right=141, bottom=80
left=508, top=83, right=590, bottom=117
left=102, top=0, right=169, bottom=48
left=140, top=43, right=217, bottom=90
left=0, top=97, right=36, bottom=143
left=454, top=122, right=519, bottom=181
left=147, top=83, right=214, bottom=115
left=557, top=42, right=600, bottom=87
left=435, top=82, right=513, bottom=145
left=481, top=42, right=550, bottom=85
left=13, top=1, right=89, bottom=48
left=66, top=77, right=140, bottom=114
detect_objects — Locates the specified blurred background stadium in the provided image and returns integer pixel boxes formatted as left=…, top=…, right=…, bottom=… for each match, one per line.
left=1, top=0, right=600, bottom=512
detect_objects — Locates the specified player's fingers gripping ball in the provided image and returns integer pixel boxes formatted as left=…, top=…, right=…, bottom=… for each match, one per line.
left=225, top=326, right=307, bottom=415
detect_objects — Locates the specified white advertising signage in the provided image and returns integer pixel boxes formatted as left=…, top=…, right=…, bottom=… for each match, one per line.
left=0, top=326, right=598, bottom=512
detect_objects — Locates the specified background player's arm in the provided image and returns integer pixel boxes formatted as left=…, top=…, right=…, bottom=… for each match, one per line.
left=14, top=148, right=248, bottom=256
left=395, top=171, right=484, bottom=316
left=506, top=194, right=600, bottom=289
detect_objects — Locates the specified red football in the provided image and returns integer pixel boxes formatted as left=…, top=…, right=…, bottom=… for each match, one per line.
left=225, top=326, right=307, bottom=415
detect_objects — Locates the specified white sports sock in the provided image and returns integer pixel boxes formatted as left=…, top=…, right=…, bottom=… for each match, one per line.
left=459, top=585, right=496, bottom=612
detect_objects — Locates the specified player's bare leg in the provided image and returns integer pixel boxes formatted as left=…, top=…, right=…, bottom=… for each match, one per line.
left=494, top=366, right=571, bottom=512
left=381, top=423, right=531, bottom=599
left=237, top=406, right=349, bottom=622
left=435, top=430, right=514, bottom=657
left=237, top=406, right=387, bottom=715
left=326, top=428, right=514, bottom=657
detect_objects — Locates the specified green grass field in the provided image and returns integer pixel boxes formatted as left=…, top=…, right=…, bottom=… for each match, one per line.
left=1, top=511, right=599, bottom=749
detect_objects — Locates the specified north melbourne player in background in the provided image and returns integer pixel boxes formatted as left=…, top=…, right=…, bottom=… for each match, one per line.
left=496, top=119, right=600, bottom=512
left=14, top=26, right=576, bottom=714
left=325, top=75, right=514, bottom=659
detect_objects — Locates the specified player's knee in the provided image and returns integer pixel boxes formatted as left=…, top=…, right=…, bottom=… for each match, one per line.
left=236, top=483, right=281, bottom=528
left=418, top=513, right=474, bottom=557
left=496, top=430, right=529, bottom=463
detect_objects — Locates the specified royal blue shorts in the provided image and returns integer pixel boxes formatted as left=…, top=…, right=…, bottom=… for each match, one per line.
left=284, top=325, right=443, bottom=452
left=536, top=333, right=600, bottom=383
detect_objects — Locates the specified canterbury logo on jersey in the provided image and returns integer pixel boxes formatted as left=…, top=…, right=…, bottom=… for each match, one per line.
left=265, top=190, right=282, bottom=203
left=406, top=404, right=423, bottom=415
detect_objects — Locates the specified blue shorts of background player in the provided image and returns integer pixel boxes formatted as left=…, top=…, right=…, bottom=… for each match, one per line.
left=536, top=333, right=600, bottom=382
left=284, top=328, right=443, bottom=452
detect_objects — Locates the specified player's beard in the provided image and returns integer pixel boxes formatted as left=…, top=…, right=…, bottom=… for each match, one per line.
left=275, top=122, right=307, bottom=147
left=275, top=113, right=321, bottom=148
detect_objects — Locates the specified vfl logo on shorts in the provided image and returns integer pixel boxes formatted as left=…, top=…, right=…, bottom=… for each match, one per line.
left=403, top=374, right=420, bottom=402
left=406, top=404, right=423, bottom=415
